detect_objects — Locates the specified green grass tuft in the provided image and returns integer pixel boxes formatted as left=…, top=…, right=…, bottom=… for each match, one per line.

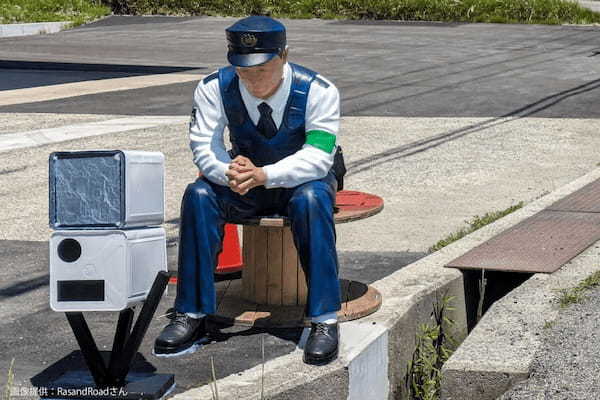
left=3, top=358, right=15, bottom=400
left=6, top=0, right=599, bottom=27
left=102, top=0, right=600, bottom=25
left=0, top=0, right=110, bottom=26
left=558, top=270, right=600, bottom=308
left=406, top=294, right=457, bottom=400
left=428, top=202, right=524, bottom=253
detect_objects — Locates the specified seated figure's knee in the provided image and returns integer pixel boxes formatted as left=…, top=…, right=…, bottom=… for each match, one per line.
left=183, top=180, right=214, bottom=206
left=289, top=181, right=333, bottom=213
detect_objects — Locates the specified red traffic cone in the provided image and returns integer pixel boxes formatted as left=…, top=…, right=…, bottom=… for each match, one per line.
left=215, top=223, right=243, bottom=274
left=169, top=223, right=243, bottom=285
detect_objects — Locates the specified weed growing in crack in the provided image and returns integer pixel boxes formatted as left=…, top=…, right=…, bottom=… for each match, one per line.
left=405, top=293, right=457, bottom=400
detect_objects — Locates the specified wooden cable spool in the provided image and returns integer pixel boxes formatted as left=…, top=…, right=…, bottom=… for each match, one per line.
left=212, top=191, right=385, bottom=327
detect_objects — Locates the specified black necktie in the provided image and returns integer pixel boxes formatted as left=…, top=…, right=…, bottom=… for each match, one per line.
left=256, top=102, right=278, bottom=139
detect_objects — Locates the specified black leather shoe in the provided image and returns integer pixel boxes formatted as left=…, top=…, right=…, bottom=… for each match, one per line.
left=303, top=322, right=339, bottom=365
left=153, top=311, right=207, bottom=357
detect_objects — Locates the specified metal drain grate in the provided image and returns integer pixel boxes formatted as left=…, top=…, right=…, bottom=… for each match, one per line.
left=446, top=210, right=600, bottom=273
left=546, top=179, right=600, bottom=213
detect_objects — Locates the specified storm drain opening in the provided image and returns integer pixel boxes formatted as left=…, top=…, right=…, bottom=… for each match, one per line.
left=462, top=269, right=533, bottom=332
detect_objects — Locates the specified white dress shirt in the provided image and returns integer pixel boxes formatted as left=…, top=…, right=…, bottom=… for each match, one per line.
left=189, top=62, right=340, bottom=188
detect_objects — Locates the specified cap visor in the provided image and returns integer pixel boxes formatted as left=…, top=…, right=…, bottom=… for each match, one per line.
left=228, top=52, right=278, bottom=67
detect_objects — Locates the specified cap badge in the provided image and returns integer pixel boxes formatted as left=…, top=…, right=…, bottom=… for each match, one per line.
left=241, top=33, right=258, bottom=47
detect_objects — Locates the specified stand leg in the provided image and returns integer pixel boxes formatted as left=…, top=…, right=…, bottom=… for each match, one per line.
left=108, top=271, right=169, bottom=385
left=65, top=312, right=108, bottom=386
left=108, top=308, right=134, bottom=373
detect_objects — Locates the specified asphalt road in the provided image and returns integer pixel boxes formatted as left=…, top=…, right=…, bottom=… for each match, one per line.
left=0, top=16, right=599, bottom=117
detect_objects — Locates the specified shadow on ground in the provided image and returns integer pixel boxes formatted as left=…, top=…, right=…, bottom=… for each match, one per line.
left=0, top=60, right=202, bottom=91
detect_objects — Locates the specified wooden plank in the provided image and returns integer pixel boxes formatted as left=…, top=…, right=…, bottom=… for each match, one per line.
left=254, top=226, right=269, bottom=304
left=259, top=218, right=285, bottom=227
left=339, top=279, right=351, bottom=318
left=234, top=191, right=385, bottom=226
left=334, top=191, right=384, bottom=224
left=297, top=256, right=308, bottom=306
left=282, top=227, right=298, bottom=306
left=215, top=280, right=257, bottom=326
left=241, top=225, right=255, bottom=301
left=267, top=227, right=283, bottom=305
left=222, top=307, right=257, bottom=326
left=343, top=284, right=382, bottom=321
left=282, top=228, right=298, bottom=306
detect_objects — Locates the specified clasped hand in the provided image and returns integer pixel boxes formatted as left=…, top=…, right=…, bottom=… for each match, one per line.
left=225, top=156, right=267, bottom=195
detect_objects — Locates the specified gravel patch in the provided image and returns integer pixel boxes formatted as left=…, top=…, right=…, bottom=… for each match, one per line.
left=500, top=282, right=600, bottom=400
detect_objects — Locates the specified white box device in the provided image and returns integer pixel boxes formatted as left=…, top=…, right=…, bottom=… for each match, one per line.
left=49, top=228, right=167, bottom=312
left=49, top=150, right=165, bottom=229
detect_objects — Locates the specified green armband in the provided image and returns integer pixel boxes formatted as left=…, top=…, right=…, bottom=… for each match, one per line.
left=305, top=130, right=336, bottom=154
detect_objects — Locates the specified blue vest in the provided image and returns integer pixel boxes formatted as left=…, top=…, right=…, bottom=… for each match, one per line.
left=218, top=63, right=318, bottom=167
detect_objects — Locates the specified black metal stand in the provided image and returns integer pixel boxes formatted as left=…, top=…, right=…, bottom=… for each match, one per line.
left=43, top=271, right=174, bottom=399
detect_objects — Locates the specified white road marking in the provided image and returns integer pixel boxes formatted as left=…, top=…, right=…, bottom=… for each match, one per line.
left=0, top=72, right=203, bottom=106
left=0, top=116, right=188, bottom=152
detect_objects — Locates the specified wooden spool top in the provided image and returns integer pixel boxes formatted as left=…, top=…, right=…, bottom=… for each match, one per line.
left=240, top=190, right=384, bottom=227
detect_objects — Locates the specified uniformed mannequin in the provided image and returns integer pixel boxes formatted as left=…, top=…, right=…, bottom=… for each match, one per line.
left=154, top=15, right=343, bottom=366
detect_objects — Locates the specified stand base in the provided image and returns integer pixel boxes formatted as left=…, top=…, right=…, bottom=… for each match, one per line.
left=212, top=278, right=382, bottom=328
left=41, top=371, right=174, bottom=400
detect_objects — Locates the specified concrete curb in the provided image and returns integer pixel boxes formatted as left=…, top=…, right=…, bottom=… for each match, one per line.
left=442, top=167, right=600, bottom=400
left=0, top=22, right=70, bottom=38
left=169, top=169, right=599, bottom=397
left=171, top=264, right=467, bottom=400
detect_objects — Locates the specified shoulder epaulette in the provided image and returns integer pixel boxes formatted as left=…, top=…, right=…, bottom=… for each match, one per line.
left=202, top=72, right=219, bottom=85
left=314, top=76, right=330, bottom=89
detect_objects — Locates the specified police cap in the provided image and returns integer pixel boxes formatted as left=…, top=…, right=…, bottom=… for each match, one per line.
left=226, top=16, right=286, bottom=67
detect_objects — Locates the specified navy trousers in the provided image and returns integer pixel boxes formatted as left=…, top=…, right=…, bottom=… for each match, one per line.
left=174, top=170, right=341, bottom=318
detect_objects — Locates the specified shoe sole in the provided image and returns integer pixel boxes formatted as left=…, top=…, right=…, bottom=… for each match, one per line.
left=153, top=337, right=209, bottom=358
left=303, top=348, right=339, bottom=366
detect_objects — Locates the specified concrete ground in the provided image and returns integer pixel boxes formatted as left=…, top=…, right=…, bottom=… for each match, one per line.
left=1, top=16, right=600, bottom=398
left=500, top=283, right=600, bottom=400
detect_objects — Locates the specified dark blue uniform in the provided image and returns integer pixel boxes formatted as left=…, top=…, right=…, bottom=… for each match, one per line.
left=175, top=63, right=342, bottom=318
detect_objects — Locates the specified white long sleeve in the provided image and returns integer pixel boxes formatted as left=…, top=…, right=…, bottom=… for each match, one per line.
left=261, top=75, right=340, bottom=188
left=188, top=75, right=231, bottom=186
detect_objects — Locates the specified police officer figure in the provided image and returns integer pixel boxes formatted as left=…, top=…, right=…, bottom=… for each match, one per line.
left=154, top=16, right=343, bottom=365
